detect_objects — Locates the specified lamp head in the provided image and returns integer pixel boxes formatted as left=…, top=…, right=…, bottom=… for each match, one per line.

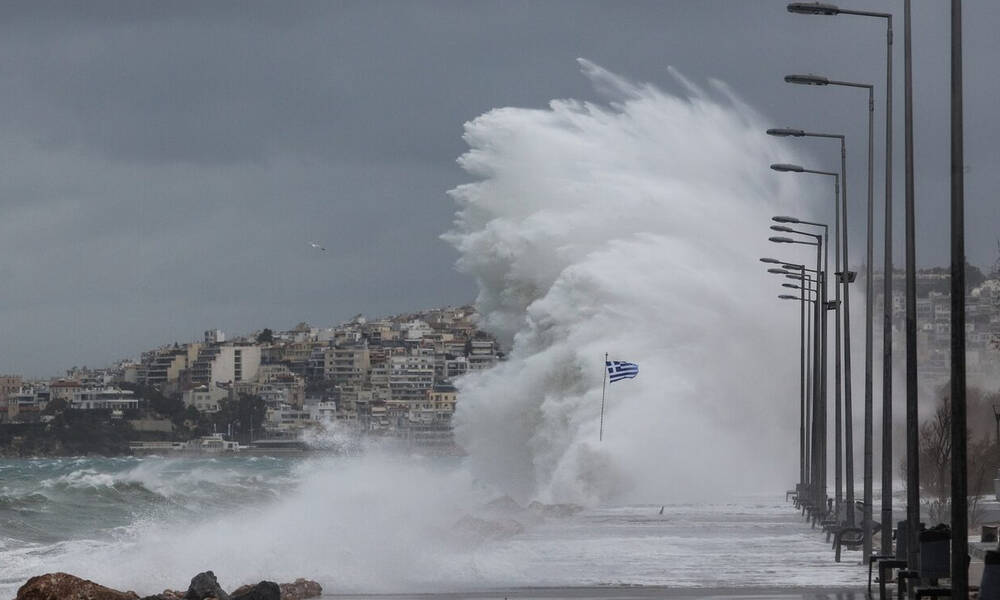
left=759, top=258, right=783, bottom=264
left=766, top=127, right=806, bottom=137
left=767, top=268, right=791, bottom=275
left=782, top=283, right=799, bottom=289
left=769, top=236, right=795, bottom=243
left=773, top=215, right=802, bottom=223
left=781, top=263, right=804, bottom=270
left=778, top=294, right=799, bottom=300
left=787, top=2, right=841, bottom=15
left=784, top=73, right=830, bottom=86
left=771, top=163, right=805, bottom=172
left=770, top=225, right=795, bottom=233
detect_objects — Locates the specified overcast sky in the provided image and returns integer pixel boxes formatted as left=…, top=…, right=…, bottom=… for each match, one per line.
left=0, top=1, right=995, bottom=377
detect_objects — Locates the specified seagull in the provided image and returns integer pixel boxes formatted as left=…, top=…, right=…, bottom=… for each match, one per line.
left=309, top=242, right=327, bottom=252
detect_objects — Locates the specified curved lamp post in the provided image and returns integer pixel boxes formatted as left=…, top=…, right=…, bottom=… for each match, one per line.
left=770, top=161, right=854, bottom=529
left=785, top=5, right=893, bottom=558
left=770, top=257, right=814, bottom=491
left=770, top=231, right=827, bottom=516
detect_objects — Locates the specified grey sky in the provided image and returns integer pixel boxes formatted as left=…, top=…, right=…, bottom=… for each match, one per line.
left=0, top=1, right=995, bottom=377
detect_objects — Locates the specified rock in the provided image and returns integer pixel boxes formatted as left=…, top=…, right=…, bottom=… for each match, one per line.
left=16, top=572, right=140, bottom=600
left=278, top=579, right=322, bottom=600
left=184, top=572, right=229, bottom=600
left=229, top=582, right=279, bottom=600
left=230, top=579, right=321, bottom=600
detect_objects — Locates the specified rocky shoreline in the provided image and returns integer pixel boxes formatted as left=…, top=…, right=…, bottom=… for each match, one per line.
left=15, top=571, right=321, bottom=600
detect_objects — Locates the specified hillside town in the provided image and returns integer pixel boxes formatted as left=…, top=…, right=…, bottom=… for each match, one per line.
left=875, top=258, right=1000, bottom=389
left=0, top=305, right=501, bottom=454
left=6, top=261, right=1000, bottom=457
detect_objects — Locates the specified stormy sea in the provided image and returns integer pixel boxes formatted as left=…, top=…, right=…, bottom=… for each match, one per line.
left=0, top=455, right=866, bottom=598
left=2, top=62, right=859, bottom=598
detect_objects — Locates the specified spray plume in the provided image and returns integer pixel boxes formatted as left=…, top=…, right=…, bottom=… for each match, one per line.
left=446, top=59, right=814, bottom=505
left=2, top=62, right=823, bottom=595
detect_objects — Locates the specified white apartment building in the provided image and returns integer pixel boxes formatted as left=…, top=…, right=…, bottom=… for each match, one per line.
left=191, top=344, right=261, bottom=387
left=72, top=387, right=139, bottom=410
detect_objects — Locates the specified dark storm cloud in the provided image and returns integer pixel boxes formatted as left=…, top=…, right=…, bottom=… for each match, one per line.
left=0, top=1, right=997, bottom=375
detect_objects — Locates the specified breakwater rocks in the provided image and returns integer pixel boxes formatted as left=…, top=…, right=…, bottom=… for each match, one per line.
left=15, top=571, right=322, bottom=600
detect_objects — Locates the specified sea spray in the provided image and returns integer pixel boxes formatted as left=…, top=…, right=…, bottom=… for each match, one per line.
left=0, top=62, right=830, bottom=596
left=446, top=59, right=815, bottom=505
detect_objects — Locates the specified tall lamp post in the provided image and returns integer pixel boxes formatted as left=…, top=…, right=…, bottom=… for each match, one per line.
left=765, top=257, right=812, bottom=494
left=768, top=263, right=815, bottom=499
left=770, top=162, right=854, bottom=527
left=768, top=140, right=856, bottom=521
left=784, top=72, right=878, bottom=555
left=786, top=1, right=894, bottom=562
left=771, top=231, right=827, bottom=515
left=768, top=132, right=857, bottom=528
left=949, top=1, right=967, bottom=596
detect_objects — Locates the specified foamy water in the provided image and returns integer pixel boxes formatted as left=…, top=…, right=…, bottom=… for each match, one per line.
left=0, top=63, right=845, bottom=597
left=0, top=456, right=865, bottom=598
left=446, top=60, right=814, bottom=506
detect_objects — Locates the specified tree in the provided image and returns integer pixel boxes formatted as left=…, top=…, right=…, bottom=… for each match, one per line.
left=909, top=390, right=1000, bottom=527
left=210, top=394, right=266, bottom=444
left=42, top=398, right=68, bottom=415
left=256, top=328, right=274, bottom=344
left=966, top=260, right=987, bottom=290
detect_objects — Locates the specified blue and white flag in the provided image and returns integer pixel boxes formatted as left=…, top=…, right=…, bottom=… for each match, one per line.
left=606, top=360, right=639, bottom=383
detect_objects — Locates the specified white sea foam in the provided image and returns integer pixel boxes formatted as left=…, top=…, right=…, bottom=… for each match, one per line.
left=445, top=59, right=811, bottom=506
left=0, top=62, right=840, bottom=597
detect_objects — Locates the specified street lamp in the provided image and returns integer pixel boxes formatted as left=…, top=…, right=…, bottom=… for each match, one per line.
left=785, top=72, right=879, bottom=556
left=771, top=230, right=827, bottom=518
left=769, top=152, right=856, bottom=529
left=786, top=0, right=894, bottom=563
left=787, top=3, right=841, bottom=16
left=950, top=5, right=967, bottom=595
left=767, top=126, right=854, bottom=527
left=774, top=267, right=816, bottom=498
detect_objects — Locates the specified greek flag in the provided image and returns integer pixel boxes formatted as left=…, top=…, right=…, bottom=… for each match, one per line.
left=606, top=360, right=639, bottom=383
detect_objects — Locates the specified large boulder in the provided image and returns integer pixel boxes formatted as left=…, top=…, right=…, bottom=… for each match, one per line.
left=230, top=579, right=321, bottom=600
left=16, top=573, right=140, bottom=600
left=228, top=582, right=279, bottom=600
left=184, top=572, right=229, bottom=600
left=278, top=579, right=322, bottom=600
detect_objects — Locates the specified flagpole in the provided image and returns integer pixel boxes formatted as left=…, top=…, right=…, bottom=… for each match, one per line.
left=599, top=352, right=608, bottom=441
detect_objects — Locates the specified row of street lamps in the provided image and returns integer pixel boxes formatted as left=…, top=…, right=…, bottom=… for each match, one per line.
left=762, top=2, right=968, bottom=597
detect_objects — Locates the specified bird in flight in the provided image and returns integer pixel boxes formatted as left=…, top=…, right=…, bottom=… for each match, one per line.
left=310, top=242, right=327, bottom=252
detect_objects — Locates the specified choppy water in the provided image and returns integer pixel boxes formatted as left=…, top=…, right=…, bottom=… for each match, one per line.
left=0, top=456, right=865, bottom=599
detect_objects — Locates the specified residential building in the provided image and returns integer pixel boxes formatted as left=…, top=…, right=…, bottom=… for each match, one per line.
left=72, top=387, right=138, bottom=410
left=182, top=385, right=228, bottom=413
left=191, top=343, right=261, bottom=387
